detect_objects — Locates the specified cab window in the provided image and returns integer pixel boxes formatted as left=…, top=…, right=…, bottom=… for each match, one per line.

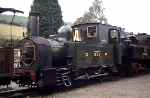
left=73, top=28, right=82, bottom=42
left=87, top=26, right=97, bottom=38
left=110, top=29, right=119, bottom=39
left=109, top=29, right=120, bottom=43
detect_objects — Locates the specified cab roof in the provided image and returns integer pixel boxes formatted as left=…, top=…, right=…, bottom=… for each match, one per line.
left=0, top=7, right=23, bottom=13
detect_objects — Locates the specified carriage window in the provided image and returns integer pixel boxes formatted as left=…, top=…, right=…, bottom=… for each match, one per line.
left=73, top=28, right=82, bottom=41
left=87, top=26, right=97, bottom=38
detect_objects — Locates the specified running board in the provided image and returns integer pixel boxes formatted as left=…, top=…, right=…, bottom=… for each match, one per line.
left=75, top=73, right=109, bottom=80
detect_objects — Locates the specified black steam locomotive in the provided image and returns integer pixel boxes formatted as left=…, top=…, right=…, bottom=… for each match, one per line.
left=14, top=14, right=150, bottom=88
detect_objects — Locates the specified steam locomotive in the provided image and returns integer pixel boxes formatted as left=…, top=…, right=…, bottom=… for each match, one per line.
left=13, top=13, right=150, bottom=88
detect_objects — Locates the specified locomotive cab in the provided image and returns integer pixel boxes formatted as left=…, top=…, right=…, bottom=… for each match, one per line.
left=21, top=37, right=53, bottom=68
left=15, top=37, right=56, bottom=87
left=72, top=23, right=121, bottom=44
left=70, top=23, right=121, bottom=80
left=72, top=23, right=99, bottom=43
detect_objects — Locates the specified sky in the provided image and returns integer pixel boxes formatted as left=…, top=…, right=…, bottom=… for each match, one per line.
left=0, top=0, right=150, bottom=34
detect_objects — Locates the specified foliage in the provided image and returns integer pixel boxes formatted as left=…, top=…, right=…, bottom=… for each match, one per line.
left=0, top=38, right=21, bottom=48
left=30, top=0, right=64, bottom=38
left=0, top=24, right=26, bottom=40
left=0, top=14, right=28, bottom=26
left=74, top=12, right=97, bottom=25
left=88, top=0, right=107, bottom=23
left=74, top=0, right=107, bottom=25
left=0, top=15, right=26, bottom=48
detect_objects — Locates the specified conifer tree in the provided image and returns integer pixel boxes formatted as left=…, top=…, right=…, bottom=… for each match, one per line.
left=31, top=0, right=63, bottom=38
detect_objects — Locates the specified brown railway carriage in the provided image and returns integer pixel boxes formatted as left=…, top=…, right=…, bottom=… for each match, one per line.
left=0, top=48, right=14, bottom=86
left=0, top=7, right=23, bottom=86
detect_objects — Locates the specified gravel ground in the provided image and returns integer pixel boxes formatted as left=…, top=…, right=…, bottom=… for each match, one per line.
left=29, top=74, right=150, bottom=98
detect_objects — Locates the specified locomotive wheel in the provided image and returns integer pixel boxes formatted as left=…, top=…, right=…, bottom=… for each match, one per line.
left=37, top=80, right=44, bottom=88
left=116, top=64, right=135, bottom=77
left=126, top=63, right=141, bottom=76
left=116, top=64, right=127, bottom=77
left=129, top=63, right=137, bottom=76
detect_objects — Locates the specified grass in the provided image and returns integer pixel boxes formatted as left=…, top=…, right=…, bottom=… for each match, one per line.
left=0, top=14, right=28, bottom=26
left=0, top=23, right=27, bottom=40
left=0, top=14, right=28, bottom=40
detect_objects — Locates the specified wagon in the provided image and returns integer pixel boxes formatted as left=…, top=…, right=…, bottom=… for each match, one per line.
left=0, top=48, right=14, bottom=86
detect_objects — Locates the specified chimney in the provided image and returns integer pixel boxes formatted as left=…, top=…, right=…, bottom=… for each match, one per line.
left=28, top=12, right=39, bottom=37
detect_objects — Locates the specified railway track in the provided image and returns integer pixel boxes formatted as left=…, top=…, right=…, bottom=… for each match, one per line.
left=0, top=87, right=37, bottom=98
left=0, top=71, right=148, bottom=98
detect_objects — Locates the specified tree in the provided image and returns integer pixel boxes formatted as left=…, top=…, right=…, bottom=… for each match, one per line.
left=30, top=0, right=63, bottom=38
left=74, top=12, right=97, bottom=25
left=74, top=0, right=107, bottom=25
left=89, top=0, right=107, bottom=23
